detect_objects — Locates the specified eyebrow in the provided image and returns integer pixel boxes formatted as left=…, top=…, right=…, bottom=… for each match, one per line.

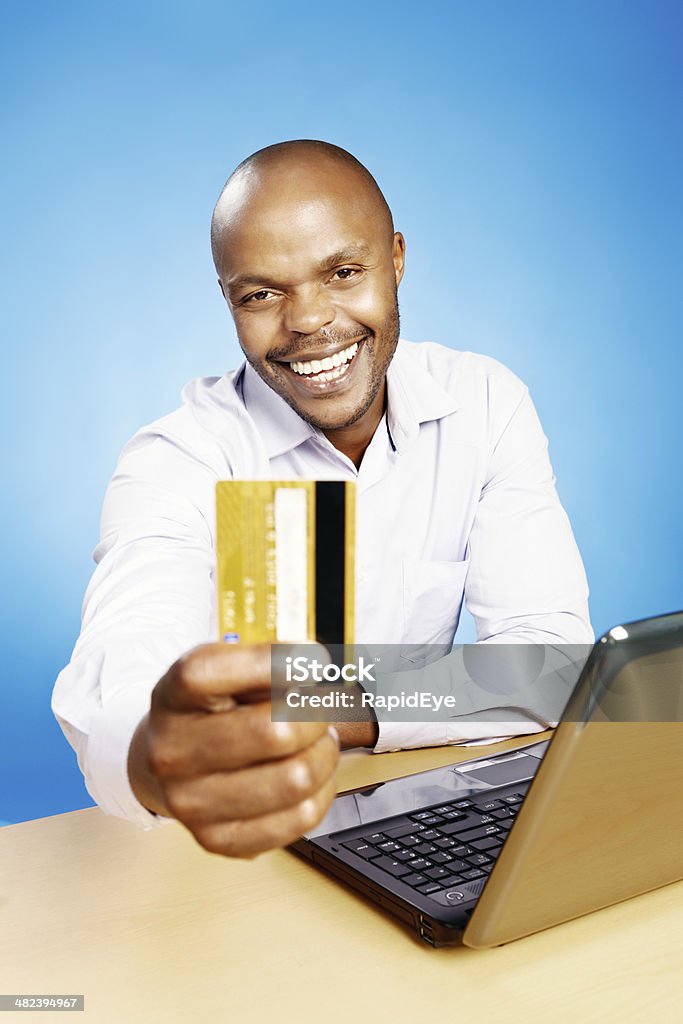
left=228, top=243, right=373, bottom=293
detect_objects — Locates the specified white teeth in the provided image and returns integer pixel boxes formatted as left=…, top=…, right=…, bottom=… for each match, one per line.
left=289, top=341, right=359, bottom=377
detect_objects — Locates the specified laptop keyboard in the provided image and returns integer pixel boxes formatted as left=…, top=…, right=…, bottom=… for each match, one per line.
left=339, top=793, right=525, bottom=897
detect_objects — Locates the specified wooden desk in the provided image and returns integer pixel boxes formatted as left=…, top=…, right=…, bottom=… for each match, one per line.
left=2, top=737, right=682, bottom=1023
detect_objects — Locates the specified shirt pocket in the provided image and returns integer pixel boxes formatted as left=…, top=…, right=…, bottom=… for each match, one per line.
left=402, top=557, right=470, bottom=647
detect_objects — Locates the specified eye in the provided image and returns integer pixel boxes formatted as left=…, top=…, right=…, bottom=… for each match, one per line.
left=332, top=267, right=359, bottom=282
left=242, top=289, right=275, bottom=304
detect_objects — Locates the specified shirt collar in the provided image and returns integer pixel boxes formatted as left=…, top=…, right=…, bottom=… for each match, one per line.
left=385, top=341, right=459, bottom=453
left=239, top=362, right=318, bottom=459
left=238, top=340, right=459, bottom=460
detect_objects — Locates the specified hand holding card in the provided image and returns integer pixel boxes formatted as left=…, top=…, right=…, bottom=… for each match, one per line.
left=127, top=641, right=339, bottom=857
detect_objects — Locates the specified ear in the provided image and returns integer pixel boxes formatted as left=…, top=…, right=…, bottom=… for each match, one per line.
left=217, top=277, right=227, bottom=300
left=392, top=232, right=406, bottom=288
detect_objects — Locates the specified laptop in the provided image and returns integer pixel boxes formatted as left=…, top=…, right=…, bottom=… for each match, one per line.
left=290, top=611, right=683, bottom=947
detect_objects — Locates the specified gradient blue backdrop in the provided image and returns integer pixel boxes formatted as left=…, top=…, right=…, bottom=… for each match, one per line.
left=2, top=1, right=681, bottom=823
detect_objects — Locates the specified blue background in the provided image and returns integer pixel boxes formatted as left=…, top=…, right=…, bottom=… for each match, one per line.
left=2, top=1, right=681, bottom=824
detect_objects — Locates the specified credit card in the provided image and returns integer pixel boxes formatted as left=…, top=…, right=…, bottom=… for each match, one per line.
left=216, top=480, right=355, bottom=645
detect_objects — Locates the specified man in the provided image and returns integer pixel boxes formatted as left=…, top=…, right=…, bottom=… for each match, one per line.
left=53, top=140, right=592, bottom=859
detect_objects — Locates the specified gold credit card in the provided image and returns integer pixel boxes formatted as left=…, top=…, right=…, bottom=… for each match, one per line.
left=216, top=480, right=355, bottom=645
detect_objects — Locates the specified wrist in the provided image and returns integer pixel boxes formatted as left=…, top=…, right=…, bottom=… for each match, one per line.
left=332, top=721, right=379, bottom=750
left=127, top=713, right=172, bottom=817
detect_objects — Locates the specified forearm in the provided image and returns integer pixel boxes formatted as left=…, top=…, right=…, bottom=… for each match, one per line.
left=321, top=683, right=379, bottom=749
left=333, top=721, right=379, bottom=749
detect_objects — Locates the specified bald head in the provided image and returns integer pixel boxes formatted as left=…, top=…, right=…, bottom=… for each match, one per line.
left=210, top=140, right=394, bottom=275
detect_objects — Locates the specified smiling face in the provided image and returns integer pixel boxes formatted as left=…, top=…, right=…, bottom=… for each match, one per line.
left=213, top=146, right=405, bottom=456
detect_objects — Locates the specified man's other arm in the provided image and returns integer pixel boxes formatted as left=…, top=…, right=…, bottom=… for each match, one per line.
left=465, top=372, right=592, bottom=646
left=373, top=365, right=592, bottom=754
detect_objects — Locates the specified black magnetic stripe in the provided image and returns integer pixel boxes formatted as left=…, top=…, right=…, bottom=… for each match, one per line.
left=314, top=481, right=345, bottom=646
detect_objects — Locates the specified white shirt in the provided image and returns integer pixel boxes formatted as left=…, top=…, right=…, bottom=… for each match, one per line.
left=53, top=341, right=593, bottom=828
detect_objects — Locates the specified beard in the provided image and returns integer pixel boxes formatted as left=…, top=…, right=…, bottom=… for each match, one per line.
left=247, top=296, right=401, bottom=433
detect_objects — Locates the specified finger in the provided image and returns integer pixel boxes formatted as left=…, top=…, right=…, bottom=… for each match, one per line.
left=155, top=642, right=329, bottom=713
left=191, top=776, right=338, bottom=858
left=147, top=702, right=331, bottom=778
left=163, top=729, right=339, bottom=824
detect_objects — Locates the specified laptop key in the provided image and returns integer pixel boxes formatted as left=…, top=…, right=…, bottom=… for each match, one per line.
left=410, top=811, right=437, bottom=821
left=438, top=814, right=480, bottom=835
left=414, top=843, right=438, bottom=855
left=445, top=859, right=469, bottom=873
left=430, top=852, right=454, bottom=865
left=352, top=846, right=383, bottom=861
left=408, top=858, right=431, bottom=872
left=364, top=832, right=387, bottom=844
left=451, top=844, right=473, bottom=857
left=373, top=857, right=412, bottom=877
left=470, top=837, right=503, bottom=852
left=401, top=873, right=429, bottom=887
left=434, top=838, right=456, bottom=849
left=502, top=794, right=525, bottom=804
left=461, top=868, right=486, bottom=880
left=342, top=840, right=381, bottom=859
left=473, top=799, right=504, bottom=812
left=377, top=841, right=402, bottom=853
left=466, top=853, right=492, bottom=866
left=417, top=882, right=443, bottom=894
left=393, top=849, right=417, bottom=863
left=498, top=819, right=515, bottom=830
left=342, top=838, right=372, bottom=852
left=419, top=830, right=440, bottom=841
left=456, top=824, right=502, bottom=842
left=453, top=800, right=474, bottom=809
left=491, top=808, right=514, bottom=820
left=425, top=866, right=451, bottom=880
left=398, top=835, right=423, bottom=848
left=440, top=874, right=466, bottom=886
left=420, top=816, right=445, bottom=826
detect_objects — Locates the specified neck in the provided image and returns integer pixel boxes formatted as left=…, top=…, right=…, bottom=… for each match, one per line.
left=323, top=385, right=386, bottom=469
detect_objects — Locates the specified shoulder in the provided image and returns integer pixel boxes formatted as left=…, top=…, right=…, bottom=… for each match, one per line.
left=113, top=368, right=264, bottom=484
left=395, top=340, right=528, bottom=409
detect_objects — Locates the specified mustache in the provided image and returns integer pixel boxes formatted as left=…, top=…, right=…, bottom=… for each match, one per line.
left=268, top=329, right=370, bottom=361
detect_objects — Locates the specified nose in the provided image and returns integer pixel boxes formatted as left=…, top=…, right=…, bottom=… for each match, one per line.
left=283, top=284, right=335, bottom=335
